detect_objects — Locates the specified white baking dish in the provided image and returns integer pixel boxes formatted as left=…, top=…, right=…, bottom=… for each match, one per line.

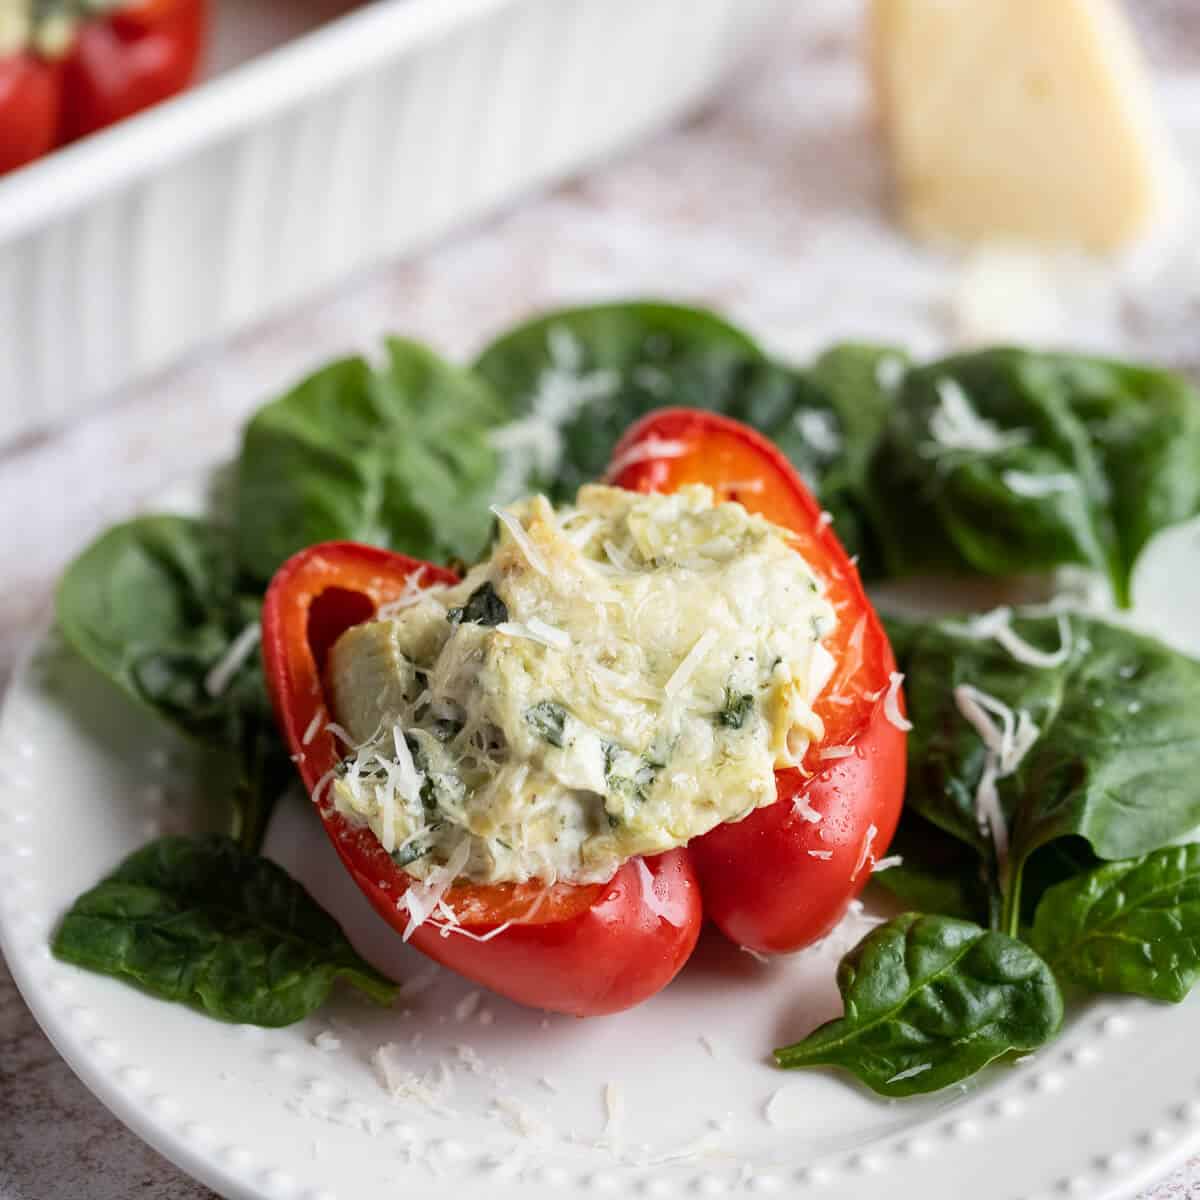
left=0, top=0, right=784, bottom=447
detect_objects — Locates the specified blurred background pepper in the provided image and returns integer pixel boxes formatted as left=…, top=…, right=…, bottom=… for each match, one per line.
left=0, top=0, right=206, bottom=174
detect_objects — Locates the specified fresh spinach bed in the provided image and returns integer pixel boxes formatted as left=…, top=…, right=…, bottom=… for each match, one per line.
left=51, top=300, right=1200, bottom=1092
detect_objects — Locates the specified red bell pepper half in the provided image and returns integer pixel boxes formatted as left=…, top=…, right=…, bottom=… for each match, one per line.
left=0, top=0, right=206, bottom=176
left=261, top=410, right=906, bottom=1015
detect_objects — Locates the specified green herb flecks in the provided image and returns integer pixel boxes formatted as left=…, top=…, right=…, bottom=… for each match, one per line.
left=526, top=701, right=568, bottom=748
left=447, top=581, right=508, bottom=627
left=716, top=689, right=755, bottom=730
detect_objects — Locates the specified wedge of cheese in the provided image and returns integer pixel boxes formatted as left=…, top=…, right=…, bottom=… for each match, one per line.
left=870, top=0, right=1178, bottom=251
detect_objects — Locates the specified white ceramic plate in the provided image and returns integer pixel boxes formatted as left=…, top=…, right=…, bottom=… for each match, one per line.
left=3, top=481, right=1200, bottom=1200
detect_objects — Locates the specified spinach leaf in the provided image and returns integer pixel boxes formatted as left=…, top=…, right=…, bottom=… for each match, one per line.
left=1016, top=836, right=1100, bottom=927
left=53, top=836, right=397, bottom=1025
left=792, top=342, right=907, bottom=571
left=774, top=914, right=1062, bottom=1097
left=1055, top=356, right=1200, bottom=605
left=867, top=350, right=1200, bottom=606
left=525, top=700, right=567, bottom=748
left=870, top=811, right=993, bottom=925
left=447, top=581, right=507, bottom=627
left=891, top=611, right=1200, bottom=932
left=474, top=301, right=762, bottom=501
left=1030, top=844, right=1200, bottom=1002
left=236, top=339, right=504, bottom=585
left=55, top=516, right=290, bottom=854
left=473, top=302, right=900, bottom=560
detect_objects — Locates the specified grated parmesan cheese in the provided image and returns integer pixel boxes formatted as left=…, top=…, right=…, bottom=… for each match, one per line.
left=872, top=854, right=903, bottom=873
left=1001, top=470, right=1078, bottom=499
left=606, top=436, right=690, bottom=479
left=721, top=478, right=766, bottom=496
left=488, top=326, right=619, bottom=501
left=851, top=822, right=879, bottom=880
left=401, top=840, right=471, bottom=940
left=376, top=566, right=433, bottom=617
left=663, top=628, right=719, bottom=698
left=794, top=408, right=844, bottom=457
left=603, top=1082, right=625, bottom=1151
left=321, top=721, right=356, bottom=748
left=454, top=991, right=482, bottom=1023
left=527, top=617, right=572, bottom=650
left=398, top=963, right=440, bottom=998
left=203, top=622, right=261, bottom=698
left=875, top=355, right=906, bottom=394
left=431, top=918, right=514, bottom=944
left=491, top=505, right=549, bottom=575
left=301, top=709, right=325, bottom=746
left=955, top=606, right=1072, bottom=669
left=926, top=378, right=1030, bottom=457
left=886, top=1062, right=932, bottom=1084
left=792, top=793, right=822, bottom=824
left=370, top=1045, right=457, bottom=1118
left=883, top=672, right=913, bottom=731
left=953, top=683, right=1043, bottom=877
left=818, top=744, right=855, bottom=760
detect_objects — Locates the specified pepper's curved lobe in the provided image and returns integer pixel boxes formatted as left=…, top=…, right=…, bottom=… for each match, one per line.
left=609, top=409, right=907, bottom=954
left=261, top=542, right=702, bottom=1017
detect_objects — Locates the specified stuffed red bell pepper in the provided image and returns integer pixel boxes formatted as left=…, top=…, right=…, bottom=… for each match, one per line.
left=0, top=0, right=206, bottom=176
left=261, top=409, right=907, bottom=1016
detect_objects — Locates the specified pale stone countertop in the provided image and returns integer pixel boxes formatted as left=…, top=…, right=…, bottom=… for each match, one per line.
left=4, top=3, right=1200, bottom=1197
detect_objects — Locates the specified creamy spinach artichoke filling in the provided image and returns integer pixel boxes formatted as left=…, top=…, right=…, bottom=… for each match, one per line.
left=327, top=484, right=837, bottom=886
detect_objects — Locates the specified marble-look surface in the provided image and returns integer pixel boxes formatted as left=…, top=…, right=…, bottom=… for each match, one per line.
left=5, top=3, right=1200, bottom=1197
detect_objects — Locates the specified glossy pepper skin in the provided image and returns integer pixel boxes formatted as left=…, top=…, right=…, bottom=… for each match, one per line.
left=261, top=410, right=906, bottom=1015
left=0, top=0, right=205, bottom=176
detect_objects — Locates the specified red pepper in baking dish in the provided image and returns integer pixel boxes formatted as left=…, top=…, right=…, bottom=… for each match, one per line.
left=0, top=0, right=206, bottom=176
left=260, top=410, right=906, bottom=1015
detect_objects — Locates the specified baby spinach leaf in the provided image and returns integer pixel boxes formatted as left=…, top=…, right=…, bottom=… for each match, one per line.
left=1052, top=355, right=1200, bottom=605
left=870, top=811, right=994, bottom=925
left=891, top=611, right=1200, bottom=932
left=1016, top=836, right=1100, bottom=927
left=55, top=516, right=291, bottom=854
left=474, top=301, right=764, bottom=501
left=447, top=581, right=507, bottom=627
left=866, top=350, right=1200, bottom=606
left=1030, top=844, right=1200, bottom=1003
left=235, top=339, right=504, bottom=584
left=474, top=302, right=901, bottom=561
left=792, top=342, right=907, bottom=571
left=774, top=914, right=1062, bottom=1096
left=53, top=836, right=397, bottom=1025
